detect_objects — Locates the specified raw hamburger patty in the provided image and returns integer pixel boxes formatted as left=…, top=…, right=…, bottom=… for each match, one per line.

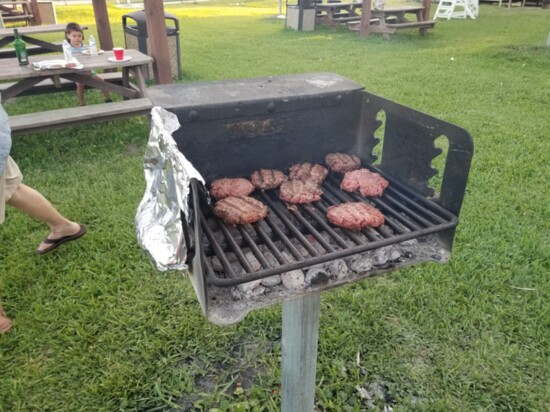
left=340, top=168, right=389, bottom=197
left=210, top=178, right=255, bottom=200
left=213, top=196, right=268, bottom=225
left=279, top=180, right=323, bottom=204
left=289, top=163, right=328, bottom=185
left=325, top=152, right=361, bottom=173
left=250, top=169, right=287, bottom=190
left=327, top=202, right=385, bottom=230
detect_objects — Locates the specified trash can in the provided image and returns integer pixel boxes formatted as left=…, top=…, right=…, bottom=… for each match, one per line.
left=122, top=10, right=182, bottom=81
left=286, top=0, right=316, bottom=31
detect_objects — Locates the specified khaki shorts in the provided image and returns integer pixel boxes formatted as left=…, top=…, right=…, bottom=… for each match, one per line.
left=0, top=156, right=22, bottom=224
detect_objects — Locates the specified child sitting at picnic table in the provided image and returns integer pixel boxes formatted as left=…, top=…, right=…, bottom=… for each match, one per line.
left=65, top=22, right=112, bottom=106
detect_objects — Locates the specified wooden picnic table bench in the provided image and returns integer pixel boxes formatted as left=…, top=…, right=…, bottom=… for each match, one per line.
left=8, top=97, right=153, bottom=135
left=0, top=71, right=123, bottom=96
left=1, top=49, right=154, bottom=135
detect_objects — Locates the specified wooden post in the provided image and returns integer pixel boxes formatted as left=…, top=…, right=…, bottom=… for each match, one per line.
left=29, top=0, right=41, bottom=26
left=93, top=0, right=114, bottom=52
left=281, top=293, right=321, bottom=412
left=143, top=0, right=172, bottom=84
left=422, top=0, right=431, bottom=22
left=359, top=0, right=372, bottom=37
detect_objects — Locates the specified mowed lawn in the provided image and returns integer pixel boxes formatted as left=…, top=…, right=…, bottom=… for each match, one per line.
left=0, top=2, right=548, bottom=411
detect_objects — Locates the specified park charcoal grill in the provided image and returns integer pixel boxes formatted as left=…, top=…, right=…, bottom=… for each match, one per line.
left=144, top=73, right=473, bottom=325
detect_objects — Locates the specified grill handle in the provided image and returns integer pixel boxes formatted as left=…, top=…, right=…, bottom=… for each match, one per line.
left=181, top=210, right=194, bottom=264
left=181, top=178, right=208, bottom=264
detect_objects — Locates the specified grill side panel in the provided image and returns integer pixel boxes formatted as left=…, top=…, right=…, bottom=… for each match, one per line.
left=364, top=92, right=474, bottom=216
left=362, top=93, right=474, bottom=247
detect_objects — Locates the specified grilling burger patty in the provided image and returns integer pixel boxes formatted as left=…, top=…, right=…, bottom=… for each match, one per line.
left=289, top=163, right=328, bottom=185
left=213, top=196, right=268, bottom=225
left=340, top=168, right=389, bottom=197
left=279, top=179, right=323, bottom=204
left=327, top=202, right=385, bottom=230
left=210, top=178, right=255, bottom=200
left=325, top=152, right=361, bottom=173
left=250, top=169, right=288, bottom=190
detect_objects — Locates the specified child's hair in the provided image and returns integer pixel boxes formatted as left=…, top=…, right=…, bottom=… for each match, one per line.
left=65, top=22, right=85, bottom=41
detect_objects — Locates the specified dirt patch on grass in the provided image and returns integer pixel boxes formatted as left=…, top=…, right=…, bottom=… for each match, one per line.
left=172, top=334, right=275, bottom=410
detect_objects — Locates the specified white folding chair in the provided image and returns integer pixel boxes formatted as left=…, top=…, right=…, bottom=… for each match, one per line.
left=434, top=0, right=466, bottom=20
left=434, top=0, right=478, bottom=20
left=464, top=0, right=478, bottom=18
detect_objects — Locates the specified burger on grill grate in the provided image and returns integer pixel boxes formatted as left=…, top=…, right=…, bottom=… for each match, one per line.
left=250, top=169, right=288, bottom=190
left=289, top=163, right=328, bottom=185
left=210, top=178, right=255, bottom=200
left=213, top=196, right=268, bottom=225
left=279, top=179, right=323, bottom=204
left=340, top=168, right=389, bottom=197
left=325, top=152, right=361, bottom=173
left=327, top=202, right=385, bottom=230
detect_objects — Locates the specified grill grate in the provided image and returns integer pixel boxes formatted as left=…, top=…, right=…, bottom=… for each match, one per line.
left=194, top=166, right=458, bottom=287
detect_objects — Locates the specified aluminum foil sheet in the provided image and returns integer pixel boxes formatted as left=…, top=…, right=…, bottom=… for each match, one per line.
left=135, top=107, right=205, bottom=271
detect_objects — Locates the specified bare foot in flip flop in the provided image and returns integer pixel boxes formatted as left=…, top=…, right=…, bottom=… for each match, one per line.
left=36, top=223, right=87, bottom=255
left=0, top=308, right=12, bottom=334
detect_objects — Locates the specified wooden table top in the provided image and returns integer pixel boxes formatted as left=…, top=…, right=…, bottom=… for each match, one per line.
left=0, top=24, right=88, bottom=37
left=371, top=6, right=424, bottom=12
left=0, top=49, right=153, bottom=81
left=316, top=1, right=362, bottom=8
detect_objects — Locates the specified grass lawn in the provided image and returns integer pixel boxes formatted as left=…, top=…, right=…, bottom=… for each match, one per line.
left=1, top=1, right=549, bottom=411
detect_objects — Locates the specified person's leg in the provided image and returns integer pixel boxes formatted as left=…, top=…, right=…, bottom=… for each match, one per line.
left=6, top=184, right=83, bottom=253
left=76, top=82, right=85, bottom=106
left=0, top=300, right=12, bottom=334
left=1, top=168, right=12, bottom=334
left=98, top=76, right=112, bottom=102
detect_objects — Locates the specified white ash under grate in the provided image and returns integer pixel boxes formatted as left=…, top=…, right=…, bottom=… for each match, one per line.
left=203, top=234, right=448, bottom=324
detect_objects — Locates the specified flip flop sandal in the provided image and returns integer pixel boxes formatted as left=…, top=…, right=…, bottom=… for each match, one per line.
left=0, top=308, right=12, bottom=334
left=35, top=225, right=87, bottom=255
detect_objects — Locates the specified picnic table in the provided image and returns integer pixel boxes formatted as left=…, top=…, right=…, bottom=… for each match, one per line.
left=1, top=49, right=154, bottom=134
left=0, top=1, right=33, bottom=25
left=348, top=0, right=435, bottom=37
left=315, top=1, right=364, bottom=29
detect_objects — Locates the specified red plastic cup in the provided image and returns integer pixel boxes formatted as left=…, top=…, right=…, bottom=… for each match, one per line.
left=113, top=47, right=124, bottom=61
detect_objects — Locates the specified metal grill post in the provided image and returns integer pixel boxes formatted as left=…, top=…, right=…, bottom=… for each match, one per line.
left=281, top=293, right=321, bottom=411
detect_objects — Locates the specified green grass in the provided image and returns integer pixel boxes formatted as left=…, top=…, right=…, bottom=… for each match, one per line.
left=1, top=2, right=549, bottom=411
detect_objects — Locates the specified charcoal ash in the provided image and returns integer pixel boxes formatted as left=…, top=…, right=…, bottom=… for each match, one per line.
left=347, top=254, right=374, bottom=273
left=372, top=246, right=402, bottom=266
left=290, top=239, right=312, bottom=259
left=308, top=234, right=329, bottom=255
left=399, top=238, right=418, bottom=251
left=261, top=274, right=282, bottom=287
left=305, top=266, right=330, bottom=286
left=234, top=252, right=264, bottom=296
left=259, top=251, right=282, bottom=287
left=203, top=234, right=452, bottom=325
left=326, top=258, right=348, bottom=280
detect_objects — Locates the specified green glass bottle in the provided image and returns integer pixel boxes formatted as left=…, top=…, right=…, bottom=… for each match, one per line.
left=13, top=29, right=29, bottom=66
